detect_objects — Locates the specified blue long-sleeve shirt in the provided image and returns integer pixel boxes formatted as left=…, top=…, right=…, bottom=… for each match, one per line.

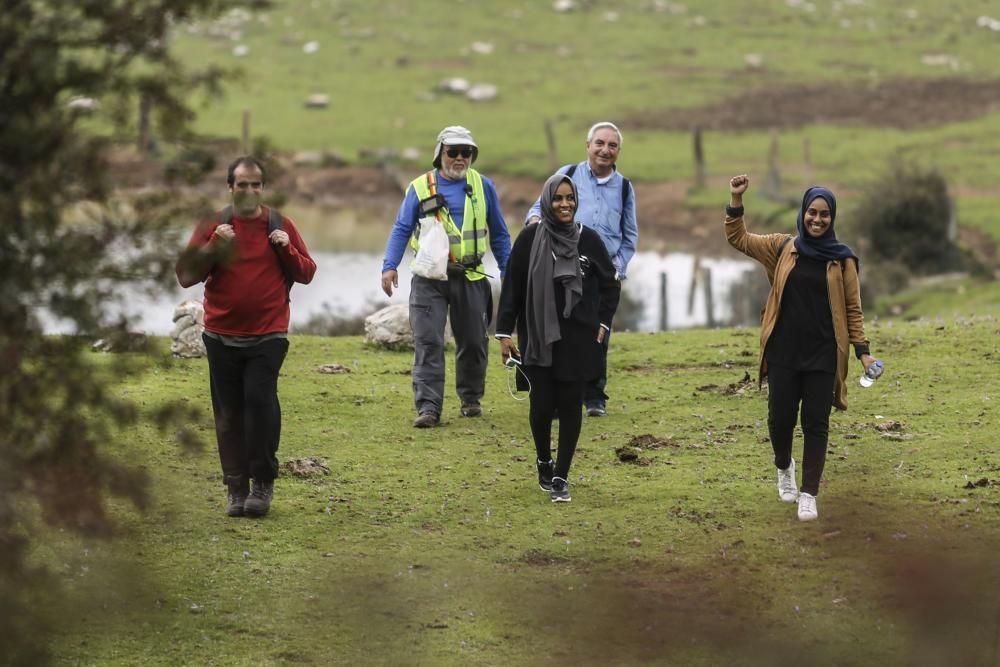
left=382, top=170, right=511, bottom=277
left=525, top=161, right=638, bottom=278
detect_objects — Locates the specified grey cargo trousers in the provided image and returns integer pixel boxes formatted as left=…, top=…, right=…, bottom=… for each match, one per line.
left=409, top=274, right=492, bottom=416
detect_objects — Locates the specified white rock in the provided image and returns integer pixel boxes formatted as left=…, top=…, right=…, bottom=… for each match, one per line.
left=744, top=53, right=764, bottom=68
left=439, top=77, right=471, bottom=94
left=67, top=96, right=100, bottom=111
left=364, top=304, right=414, bottom=349
left=303, top=41, right=320, bottom=54
left=465, top=83, right=498, bottom=102
left=305, top=94, right=330, bottom=108
left=233, top=44, right=249, bottom=57
left=470, top=41, right=495, bottom=55
left=553, top=0, right=576, bottom=12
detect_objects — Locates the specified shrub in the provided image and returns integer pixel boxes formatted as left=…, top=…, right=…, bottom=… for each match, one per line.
left=852, top=161, right=962, bottom=276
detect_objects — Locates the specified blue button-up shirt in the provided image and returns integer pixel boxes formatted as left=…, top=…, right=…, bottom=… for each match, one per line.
left=525, top=161, right=638, bottom=278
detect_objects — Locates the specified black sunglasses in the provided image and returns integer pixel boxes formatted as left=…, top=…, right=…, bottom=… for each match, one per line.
left=445, top=146, right=474, bottom=159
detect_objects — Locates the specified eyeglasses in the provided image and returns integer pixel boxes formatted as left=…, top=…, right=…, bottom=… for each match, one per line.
left=234, top=181, right=263, bottom=190
left=445, top=146, right=474, bottom=159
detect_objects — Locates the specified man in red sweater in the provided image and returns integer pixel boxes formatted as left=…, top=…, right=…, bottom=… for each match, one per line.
left=176, top=156, right=316, bottom=518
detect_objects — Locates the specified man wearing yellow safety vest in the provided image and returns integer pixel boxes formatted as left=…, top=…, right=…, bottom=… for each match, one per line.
left=381, top=126, right=512, bottom=428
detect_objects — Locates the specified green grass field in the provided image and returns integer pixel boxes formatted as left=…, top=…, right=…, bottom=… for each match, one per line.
left=156, top=0, right=1000, bottom=251
left=40, top=319, right=999, bottom=665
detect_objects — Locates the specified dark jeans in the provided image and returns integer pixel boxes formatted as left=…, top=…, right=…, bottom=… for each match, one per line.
left=203, top=334, right=289, bottom=484
left=584, top=328, right=610, bottom=408
left=524, top=365, right=584, bottom=480
left=766, top=363, right=835, bottom=496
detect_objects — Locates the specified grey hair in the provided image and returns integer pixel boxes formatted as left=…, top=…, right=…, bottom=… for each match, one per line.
left=586, top=121, right=622, bottom=146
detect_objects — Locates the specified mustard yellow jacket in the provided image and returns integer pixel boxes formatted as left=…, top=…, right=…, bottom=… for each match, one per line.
left=725, top=214, right=868, bottom=410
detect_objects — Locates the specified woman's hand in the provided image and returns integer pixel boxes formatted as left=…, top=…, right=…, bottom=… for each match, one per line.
left=860, top=353, right=875, bottom=372
left=596, top=327, right=607, bottom=344
left=729, top=175, right=749, bottom=209
left=730, top=175, right=750, bottom=195
left=499, top=337, right=519, bottom=363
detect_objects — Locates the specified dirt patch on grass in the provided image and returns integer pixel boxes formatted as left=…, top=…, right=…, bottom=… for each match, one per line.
left=627, top=434, right=680, bottom=450
left=626, top=77, right=1000, bottom=131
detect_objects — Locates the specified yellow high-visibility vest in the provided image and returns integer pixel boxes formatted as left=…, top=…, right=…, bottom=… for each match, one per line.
left=409, top=169, right=488, bottom=281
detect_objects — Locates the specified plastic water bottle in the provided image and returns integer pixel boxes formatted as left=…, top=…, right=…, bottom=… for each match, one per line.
left=859, top=359, right=884, bottom=388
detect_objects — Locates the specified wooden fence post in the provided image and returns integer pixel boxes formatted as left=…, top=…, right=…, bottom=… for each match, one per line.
left=693, top=126, right=705, bottom=188
left=242, top=110, right=251, bottom=153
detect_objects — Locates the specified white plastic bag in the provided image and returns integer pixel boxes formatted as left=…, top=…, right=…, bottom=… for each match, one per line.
left=410, top=216, right=449, bottom=280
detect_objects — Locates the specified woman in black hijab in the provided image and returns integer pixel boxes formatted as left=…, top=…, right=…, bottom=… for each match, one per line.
left=496, top=173, right=620, bottom=502
left=725, top=174, right=877, bottom=522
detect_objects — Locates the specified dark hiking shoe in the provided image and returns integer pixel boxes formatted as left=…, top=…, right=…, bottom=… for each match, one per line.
left=225, top=476, right=249, bottom=517
left=413, top=411, right=440, bottom=428
left=550, top=477, right=571, bottom=503
left=460, top=402, right=482, bottom=417
left=536, top=459, right=555, bottom=492
left=586, top=402, right=607, bottom=417
left=244, top=479, right=274, bottom=517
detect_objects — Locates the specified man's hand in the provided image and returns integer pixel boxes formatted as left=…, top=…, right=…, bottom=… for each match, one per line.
left=269, top=229, right=290, bottom=247
left=213, top=224, right=235, bottom=241
left=526, top=216, right=541, bottom=225
left=381, top=269, right=398, bottom=297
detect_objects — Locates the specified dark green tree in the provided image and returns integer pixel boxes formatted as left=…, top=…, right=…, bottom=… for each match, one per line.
left=0, top=2, right=226, bottom=663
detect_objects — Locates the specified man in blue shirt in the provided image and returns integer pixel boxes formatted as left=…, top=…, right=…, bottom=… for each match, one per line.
left=525, top=121, right=638, bottom=417
left=382, top=126, right=512, bottom=428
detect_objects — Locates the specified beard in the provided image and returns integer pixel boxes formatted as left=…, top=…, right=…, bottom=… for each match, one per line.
left=233, top=190, right=261, bottom=216
left=442, top=163, right=468, bottom=180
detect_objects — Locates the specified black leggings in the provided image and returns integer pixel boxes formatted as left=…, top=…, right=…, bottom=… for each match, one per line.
left=766, top=364, right=835, bottom=496
left=524, top=365, right=584, bottom=479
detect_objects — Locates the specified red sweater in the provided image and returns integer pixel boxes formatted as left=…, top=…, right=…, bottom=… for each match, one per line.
left=176, top=207, right=317, bottom=336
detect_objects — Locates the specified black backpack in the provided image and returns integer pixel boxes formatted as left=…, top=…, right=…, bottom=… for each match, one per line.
left=219, top=205, right=294, bottom=295
left=563, top=163, right=632, bottom=230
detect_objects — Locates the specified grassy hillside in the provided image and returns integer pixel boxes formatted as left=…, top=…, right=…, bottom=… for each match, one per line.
left=42, top=319, right=999, bottom=665
left=155, top=0, right=1000, bottom=257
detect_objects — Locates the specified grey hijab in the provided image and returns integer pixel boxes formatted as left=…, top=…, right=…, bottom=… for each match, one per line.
left=524, top=173, right=583, bottom=367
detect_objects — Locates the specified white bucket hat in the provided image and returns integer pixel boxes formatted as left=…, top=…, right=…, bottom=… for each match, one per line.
left=432, top=125, right=479, bottom=168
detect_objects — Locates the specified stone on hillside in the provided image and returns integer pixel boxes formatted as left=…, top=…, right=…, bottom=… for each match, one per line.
left=438, top=77, right=470, bottom=94
left=365, top=304, right=413, bottom=349
left=553, top=0, right=577, bottom=12
left=744, top=53, right=764, bottom=68
left=305, top=94, right=330, bottom=109
left=401, top=147, right=421, bottom=161
left=171, top=300, right=206, bottom=358
left=365, top=304, right=452, bottom=349
left=92, top=333, right=148, bottom=353
left=470, top=41, right=495, bottom=55
left=466, top=83, right=498, bottom=102
left=67, top=96, right=100, bottom=112
left=233, top=44, right=249, bottom=57
left=303, top=40, right=320, bottom=54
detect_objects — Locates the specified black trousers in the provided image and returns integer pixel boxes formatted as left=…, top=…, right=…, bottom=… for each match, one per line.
left=524, top=365, right=584, bottom=480
left=583, top=328, right=610, bottom=408
left=766, top=363, right=835, bottom=496
left=203, top=334, right=289, bottom=484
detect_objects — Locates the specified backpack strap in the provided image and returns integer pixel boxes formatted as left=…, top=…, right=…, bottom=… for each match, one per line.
left=564, top=163, right=577, bottom=179
left=219, top=205, right=293, bottom=296
left=777, top=235, right=792, bottom=260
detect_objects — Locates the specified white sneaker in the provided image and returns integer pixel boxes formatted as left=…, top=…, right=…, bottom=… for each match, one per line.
left=776, top=458, right=799, bottom=502
left=798, top=492, right=818, bottom=521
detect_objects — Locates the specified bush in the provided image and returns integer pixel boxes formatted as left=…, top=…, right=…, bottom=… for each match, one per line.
left=852, top=161, right=962, bottom=276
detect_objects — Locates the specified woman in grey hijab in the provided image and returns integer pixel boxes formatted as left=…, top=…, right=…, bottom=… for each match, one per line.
left=496, top=173, right=620, bottom=502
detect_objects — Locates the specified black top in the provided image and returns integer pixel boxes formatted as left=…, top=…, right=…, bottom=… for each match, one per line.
left=766, top=255, right=837, bottom=373
left=496, top=224, right=621, bottom=382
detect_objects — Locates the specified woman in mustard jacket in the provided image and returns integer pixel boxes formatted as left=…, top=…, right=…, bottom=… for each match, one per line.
left=725, top=174, right=877, bottom=521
